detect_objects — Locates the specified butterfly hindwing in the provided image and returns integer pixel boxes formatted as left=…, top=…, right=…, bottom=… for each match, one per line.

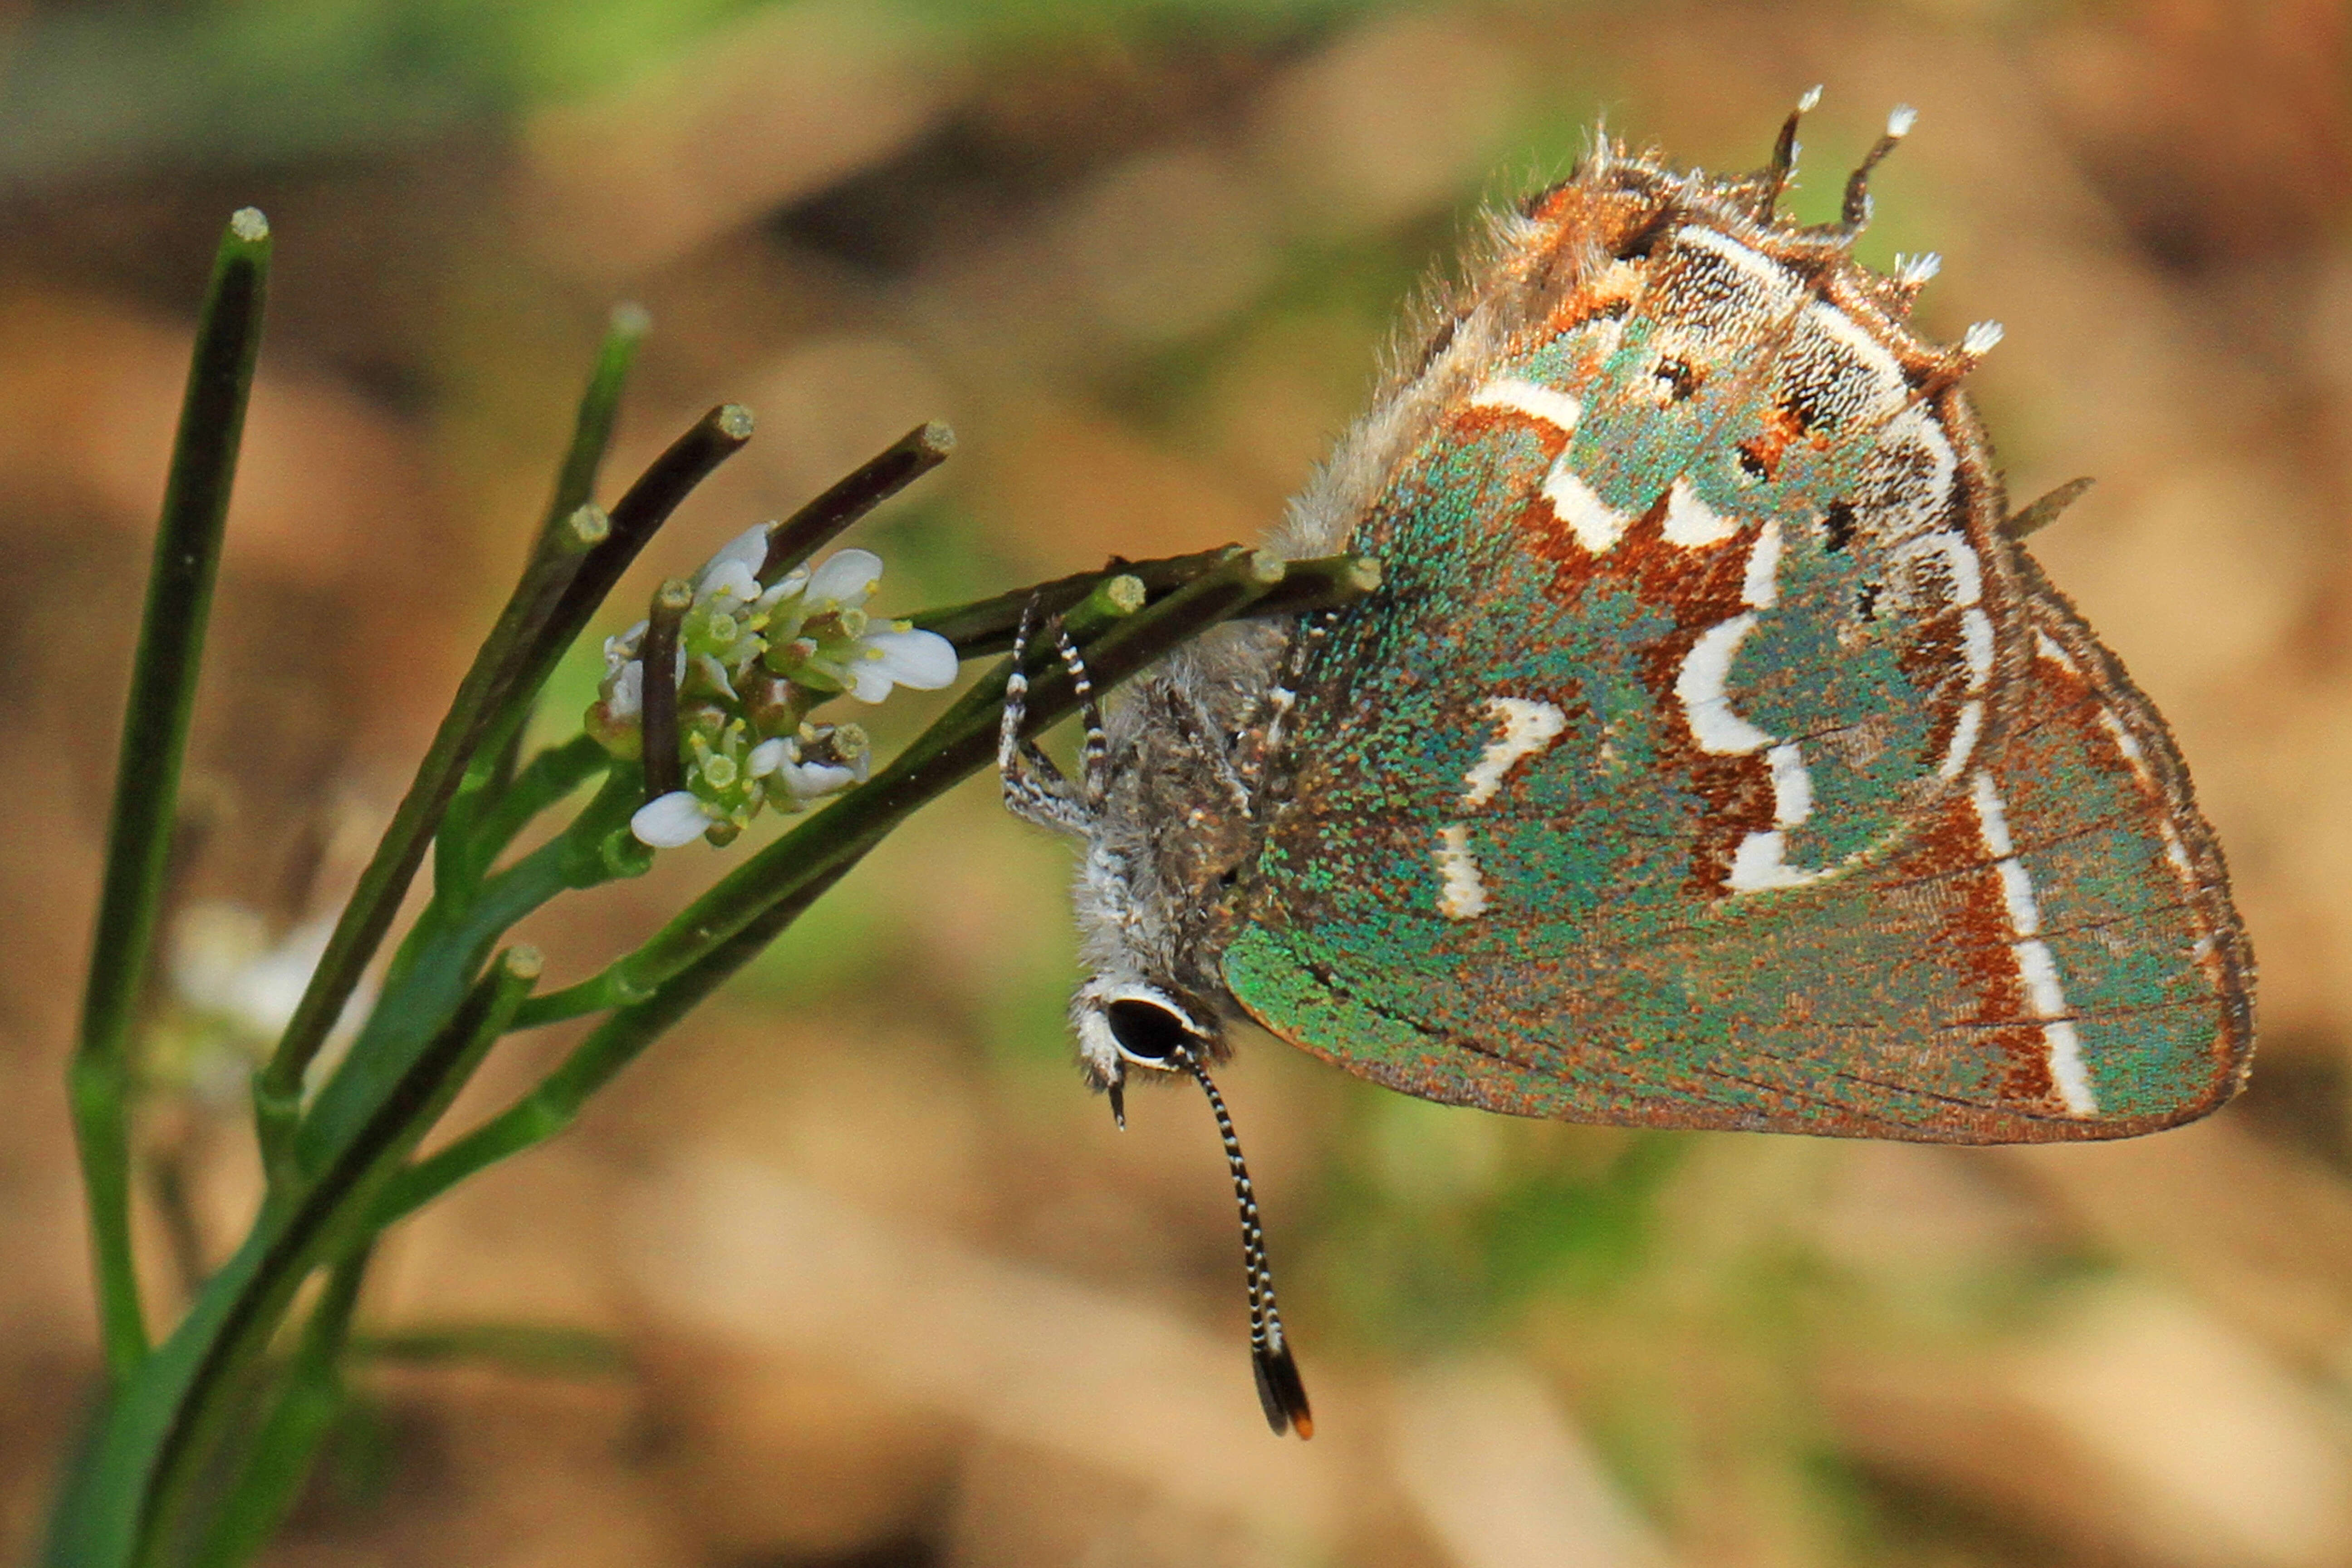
left=1221, top=213, right=2250, bottom=1142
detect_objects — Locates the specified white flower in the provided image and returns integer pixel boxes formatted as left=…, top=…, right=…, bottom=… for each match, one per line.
left=601, top=658, right=643, bottom=723
left=695, top=522, right=770, bottom=603
left=769, top=547, right=956, bottom=703
left=595, top=531, right=953, bottom=837
left=804, top=547, right=884, bottom=608
left=168, top=903, right=376, bottom=1101
left=604, top=621, right=647, bottom=671
left=746, top=725, right=869, bottom=805
left=849, top=626, right=959, bottom=701
left=631, top=789, right=724, bottom=848
left=779, top=758, right=860, bottom=799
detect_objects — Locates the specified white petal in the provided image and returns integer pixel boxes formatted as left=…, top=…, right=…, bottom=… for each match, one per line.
left=605, top=660, right=644, bottom=720
left=603, top=621, right=647, bottom=671
left=631, top=791, right=714, bottom=848
left=693, top=652, right=739, bottom=701
left=699, top=523, right=771, bottom=587
left=848, top=660, right=897, bottom=703
left=698, top=560, right=760, bottom=605
left=805, top=548, right=883, bottom=608
left=746, top=737, right=791, bottom=778
left=234, top=921, right=333, bottom=1037
left=781, top=760, right=857, bottom=799
left=169, top=902, right=269, bottom=1015
left=862, top=628, right=958, bottom=690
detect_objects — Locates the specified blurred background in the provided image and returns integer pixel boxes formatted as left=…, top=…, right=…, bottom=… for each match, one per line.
left=1, top=0, right=2348, bottom=1564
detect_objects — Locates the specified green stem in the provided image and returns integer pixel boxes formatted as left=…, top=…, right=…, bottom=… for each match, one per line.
left=183, top=1243, right=373, bottom=1568
left=637, top=578, right=693, bottom=802
left=440, top=308, right=647, bottom=874
left=133, top=951, right=537, bottom=1568
left=45, top=951, right=537, bottom=1568
left=542, top=306, right=649, bottom=546
left=256, top=403, right=743, bottom=1169
left=907, top=545, right=1236, bottom=653
left=431, top=505, right=611, bottom=914
left=460, top=733, right=612, bottom=879
left=74, top=208, right=270, bottom=1381
left=909, top=548, right=1378, bottom=657
left=292, top=768, right=642, bottom=1173
left=382, top=549, right=1358, bottom=1215
left=350, top=1323, right=625, bottom=1377
left=757, top=420, right=954, bottom=584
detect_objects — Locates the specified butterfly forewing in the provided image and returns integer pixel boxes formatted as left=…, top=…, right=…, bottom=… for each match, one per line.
left=1223, top=173, right=2251, bottom=1142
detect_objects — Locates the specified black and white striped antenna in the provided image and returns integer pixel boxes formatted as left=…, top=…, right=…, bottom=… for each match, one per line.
left=1173, top=1045, right=1313, bottom=1439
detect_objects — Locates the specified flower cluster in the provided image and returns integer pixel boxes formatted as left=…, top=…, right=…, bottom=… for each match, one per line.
left=589, top=526, right=958, bottom=848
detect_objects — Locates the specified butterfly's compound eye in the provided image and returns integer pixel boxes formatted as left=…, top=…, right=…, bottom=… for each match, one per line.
left=1104, top=997, right=1196, bottom=1066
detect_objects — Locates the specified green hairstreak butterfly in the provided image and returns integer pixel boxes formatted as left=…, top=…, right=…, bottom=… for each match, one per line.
left=1000, top=95, right=2256, bottom=1438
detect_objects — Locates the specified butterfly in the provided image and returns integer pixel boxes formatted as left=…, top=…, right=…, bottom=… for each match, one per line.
left=999, top=94, right=2255, bottom=1439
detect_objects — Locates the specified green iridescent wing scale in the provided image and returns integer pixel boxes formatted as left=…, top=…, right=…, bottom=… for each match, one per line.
left=1222, top=197, right=2252, bottom=1142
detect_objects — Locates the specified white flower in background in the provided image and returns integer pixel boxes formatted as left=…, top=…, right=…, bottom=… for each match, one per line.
left=167, top=903, right=375, bottom=1102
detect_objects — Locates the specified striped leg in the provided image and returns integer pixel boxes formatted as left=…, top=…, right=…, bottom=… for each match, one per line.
left=1053, top=621, right=1110, bottom=815
left=1000, top=601, right=1092, bottom=833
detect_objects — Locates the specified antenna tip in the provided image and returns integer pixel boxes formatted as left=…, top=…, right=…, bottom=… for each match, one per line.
left=1887, top=103, right=1918, bottom=138
left=1254, top=1343, right=1314, bottom=1439
left=1798, top=84, right=1823, bottom=112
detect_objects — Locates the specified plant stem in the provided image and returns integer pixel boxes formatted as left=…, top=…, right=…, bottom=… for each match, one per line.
left=73, top=207, right=270, bottom=1381
left=460, top=733, right=613, bottom=879
left=432, top=505, right=611, bottom=911
left=381, top=549, right=1367, bottom=1214
left=183, top=1243, right=373, bottom=1568
left=541, top=306, right=649, bottom=545
left=441, top=307, right=647, bottom=863
left=134, top=951, right=538, bottom=1568
left=249, top=503, right=604, bottom=1176
left=637, top=578, right=693, bottom=801
left=437, top=301, right=644, bottom=870
left=907, top=548, right=1377, bottom=657
left=907, top=545, right=1237, bottom=653
left=45, top=950, right=537, bottom=1568
left=293, top=769, right=641, bottom=1171
left=757, top=420, right=954, bottom=584
left=254, top=405, right=744, bottom=1171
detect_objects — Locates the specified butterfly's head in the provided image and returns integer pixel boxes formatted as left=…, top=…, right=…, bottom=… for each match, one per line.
left=1072, top=975, right=1220, bottom=1119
